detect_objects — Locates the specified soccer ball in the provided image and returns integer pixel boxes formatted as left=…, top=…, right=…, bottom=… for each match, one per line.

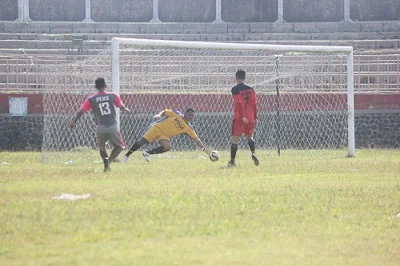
left=209, top=150, right=220, bottom=162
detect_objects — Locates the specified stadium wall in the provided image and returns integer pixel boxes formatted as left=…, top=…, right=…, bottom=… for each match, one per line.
left=0, top=93, right=399, bottom=151
left=1, top=0, right=399, bottom=23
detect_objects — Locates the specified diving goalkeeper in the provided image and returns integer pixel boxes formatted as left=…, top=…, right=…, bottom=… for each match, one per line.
left=122, top=108, right=212, bottom=163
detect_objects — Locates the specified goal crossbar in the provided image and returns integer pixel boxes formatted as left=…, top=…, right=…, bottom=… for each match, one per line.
left=112, top=38, right=353, bottom=53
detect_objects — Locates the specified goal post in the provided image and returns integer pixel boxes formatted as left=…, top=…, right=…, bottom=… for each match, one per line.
left=346, top=51, right=355, bottom=157
left=111, top=38, right=355, bottom=157
left=41, top=38, right=355, bottom=163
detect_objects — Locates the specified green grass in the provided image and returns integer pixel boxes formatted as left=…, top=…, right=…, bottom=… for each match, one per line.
left=0, top=150, right=399, bottom=266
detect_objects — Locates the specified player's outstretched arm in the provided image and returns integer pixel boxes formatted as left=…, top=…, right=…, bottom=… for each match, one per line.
left=70, top=110, right=84, bottom=129
left=253, top=92, right=258, bottom=121
left=192, top=137, right=211, bottom=155
left=153, top=109, right=167, bottom=119
left=119, top=102, right=131, bottom=113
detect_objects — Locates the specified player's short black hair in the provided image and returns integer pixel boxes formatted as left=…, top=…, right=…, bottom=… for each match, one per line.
left=185, top=108, right=195, bottom=113
left=95, top=78, right=106, bottom=89
left=236, top=69, right=246, bottom=80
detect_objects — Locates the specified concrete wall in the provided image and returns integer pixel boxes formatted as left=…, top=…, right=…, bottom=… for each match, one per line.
left=284, top=0, right=344, bottom=22
left=2, top=0, right=399, bottom=22
left=92, top=0, right=153, bottom=22
left=222, top=0, right=278, bottom=22
left=351, top=0, right=400, bottom=21
left=159, top=0, right=215, bottom=22
left=0, top=0, right=18, bottom=21
left=30, top=0, right=85, bottom=21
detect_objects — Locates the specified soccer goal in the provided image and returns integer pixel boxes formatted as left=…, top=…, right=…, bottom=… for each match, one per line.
left=41, top=38, right=355, bottom=163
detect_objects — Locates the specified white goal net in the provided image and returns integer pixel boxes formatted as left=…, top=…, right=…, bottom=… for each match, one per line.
left=41, top=39, right=354, bottom=163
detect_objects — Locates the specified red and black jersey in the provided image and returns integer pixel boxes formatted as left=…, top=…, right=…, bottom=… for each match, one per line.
left=231, top=83, right=257, bottom=122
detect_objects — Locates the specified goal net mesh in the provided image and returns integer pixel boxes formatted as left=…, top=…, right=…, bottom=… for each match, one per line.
left=41, top=42, right=349, bottom=163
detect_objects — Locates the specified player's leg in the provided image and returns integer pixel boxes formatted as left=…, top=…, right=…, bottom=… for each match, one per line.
left=123, top=126, right=158, bottom=162
left=228, top=135, right=240, bottom=167
left=97, top=133, right=111, bottom=172
left=143, top=139, right=171, bottom=162
left=228, top=119, right=243, bottom=167
left=245, top=122, right=259, bottom=166
left=146, top=139, right=171, bottom=154
left=122, top=137, right=149, bottom=164
left=107, top=132, right=126, bottom=163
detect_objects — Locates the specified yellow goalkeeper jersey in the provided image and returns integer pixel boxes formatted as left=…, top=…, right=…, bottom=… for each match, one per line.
left=144, top=109, right=198, bottom=142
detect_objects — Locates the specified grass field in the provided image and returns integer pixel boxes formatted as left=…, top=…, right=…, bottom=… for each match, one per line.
left=0, top=150, right=399, bottom=266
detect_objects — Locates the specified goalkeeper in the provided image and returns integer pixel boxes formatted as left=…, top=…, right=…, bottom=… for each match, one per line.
left=122, top=108, right=211, bottom=163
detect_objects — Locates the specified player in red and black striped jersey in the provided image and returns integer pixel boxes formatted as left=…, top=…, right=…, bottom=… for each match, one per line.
left=69, top=78, right=131, bottom=172
left=227, top=69, right=259, bottom=167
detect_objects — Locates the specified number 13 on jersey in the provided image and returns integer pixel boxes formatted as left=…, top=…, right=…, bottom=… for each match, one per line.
left=99, top=102, right=111, bottom=115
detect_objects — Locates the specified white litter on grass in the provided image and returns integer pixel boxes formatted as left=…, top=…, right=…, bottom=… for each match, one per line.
left=64, top=160, right=73, bottom=165
left=395, top=213, right=400, bottom=219
left=52, top=194, right=91, bottom=200
left=1, top=162, right=10, bottom=165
